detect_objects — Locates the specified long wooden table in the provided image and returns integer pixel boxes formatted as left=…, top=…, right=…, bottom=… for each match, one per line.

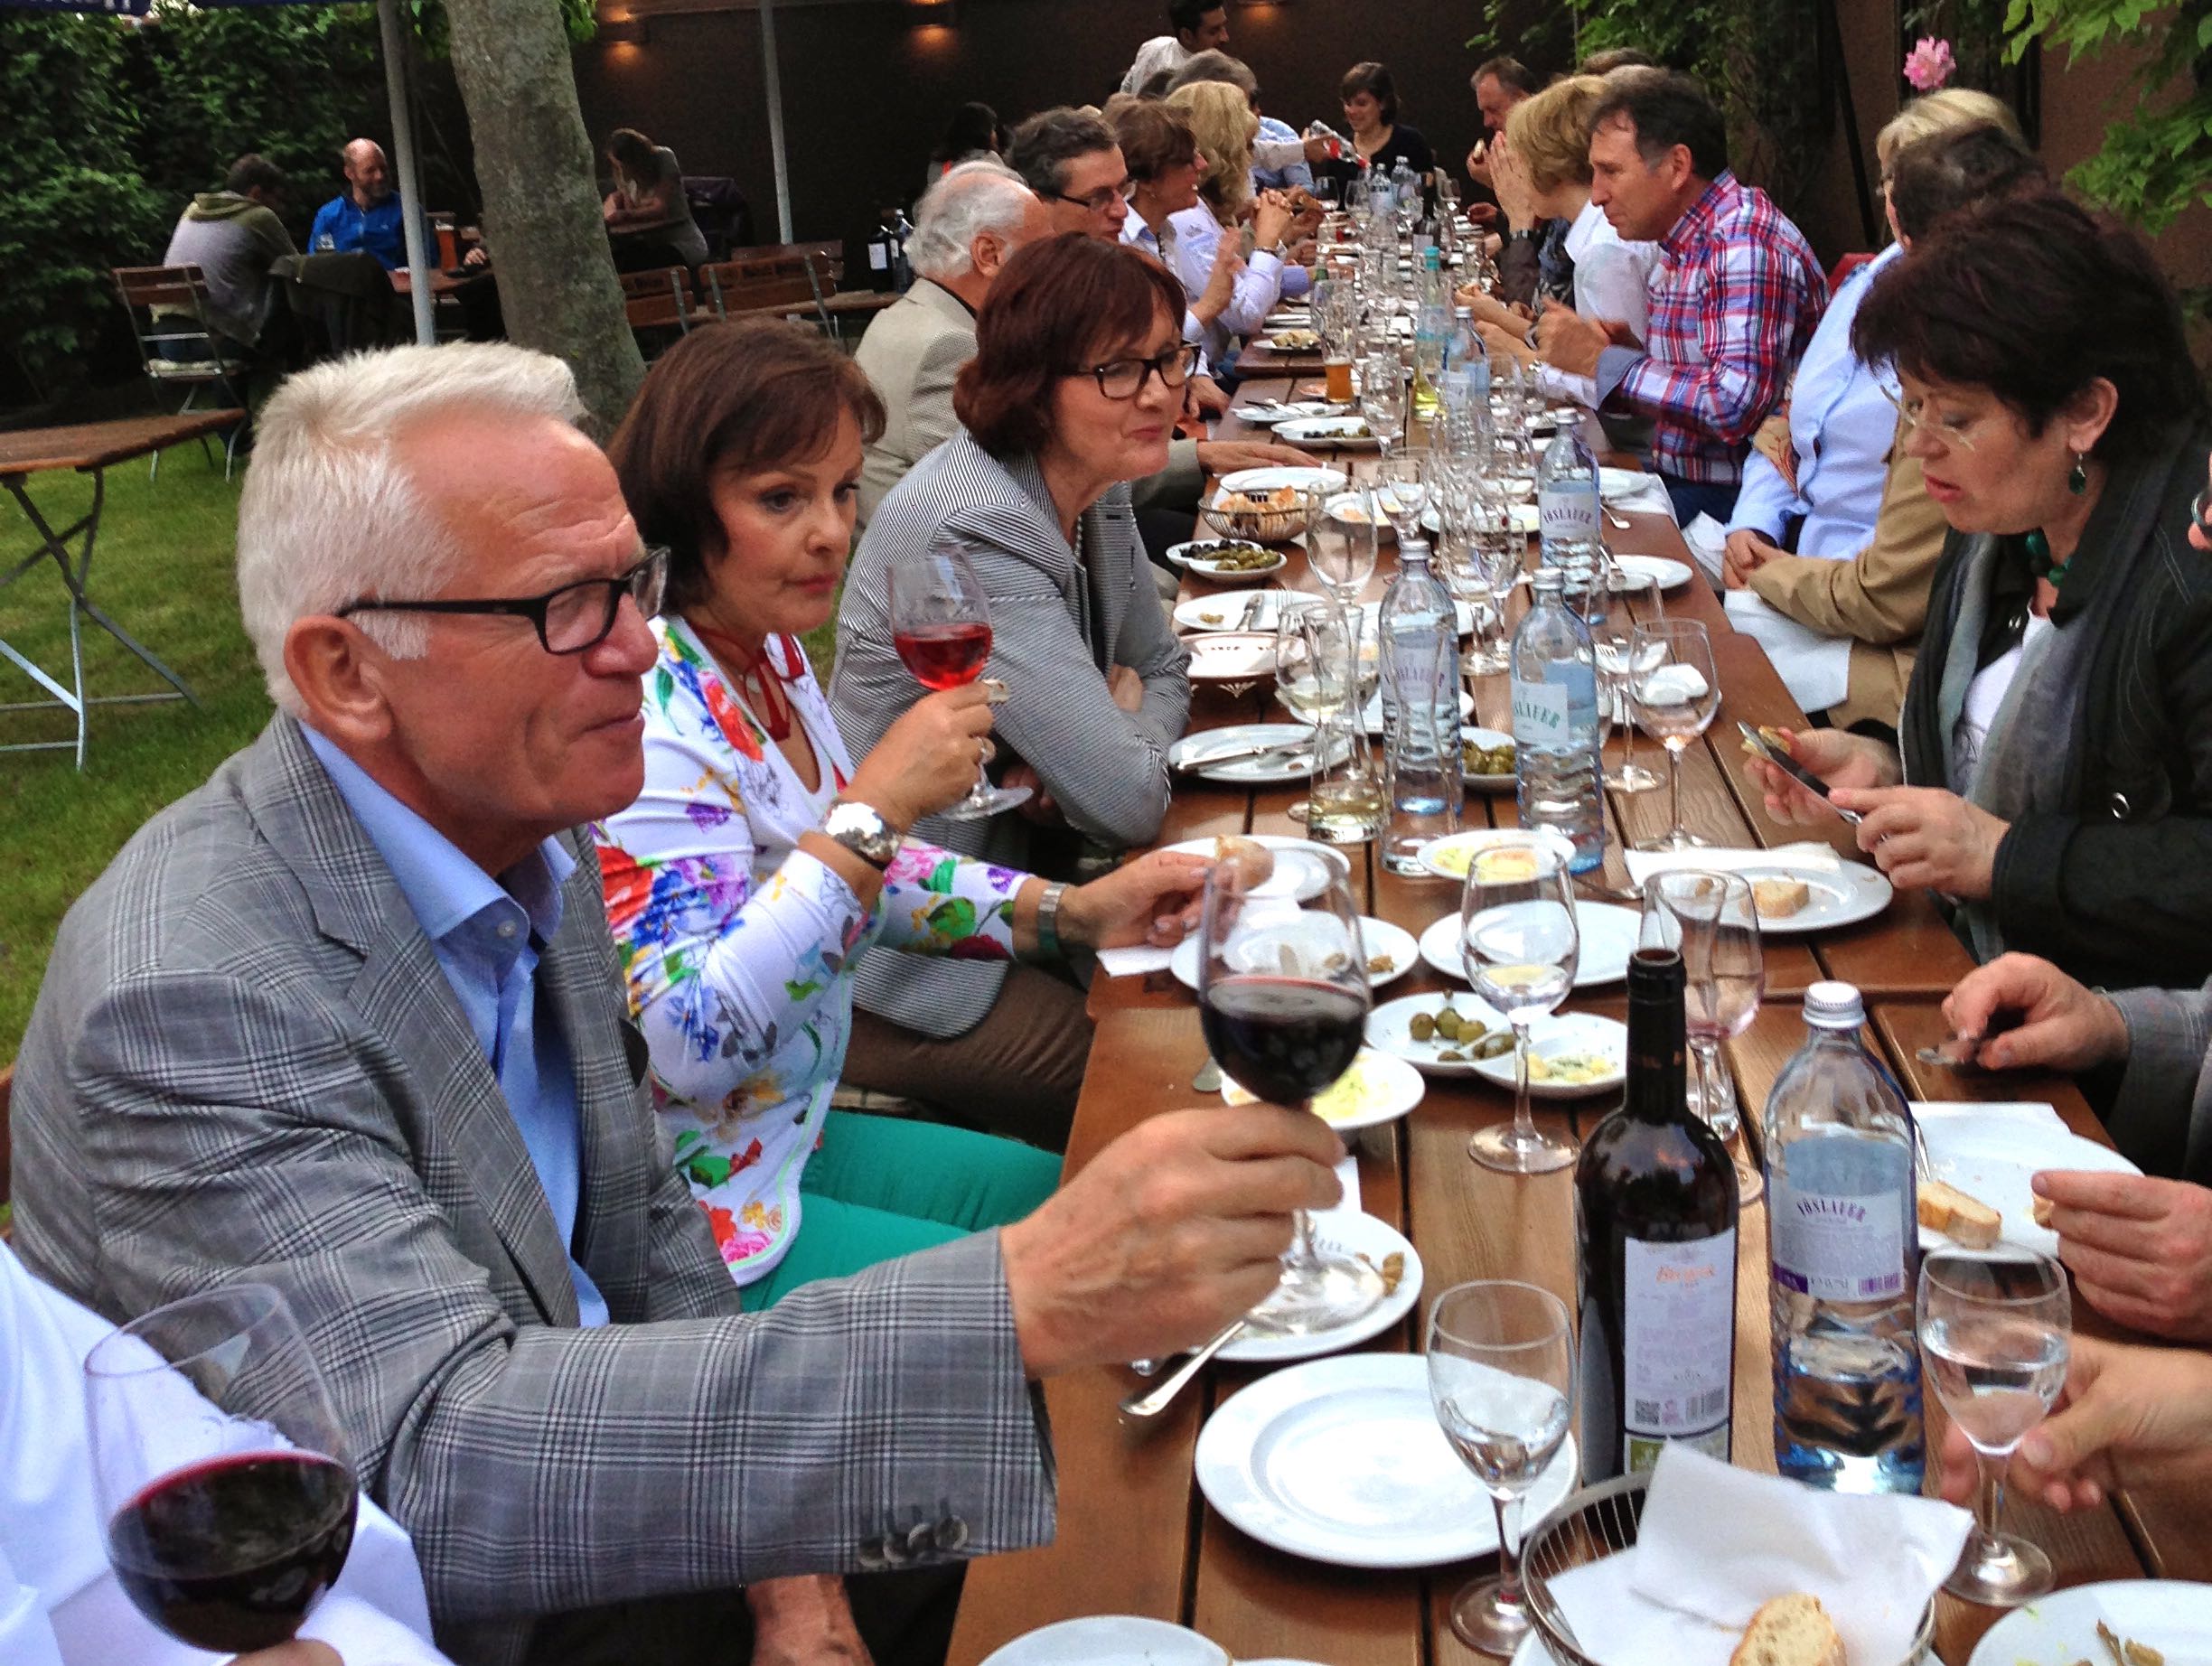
left=948, top=377, right=2199, bottom=1664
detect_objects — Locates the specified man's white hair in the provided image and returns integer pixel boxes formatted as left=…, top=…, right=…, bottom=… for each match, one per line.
left=906, top=161, right=1040, bottom=285
left=236, top=342, right=586, bottom=716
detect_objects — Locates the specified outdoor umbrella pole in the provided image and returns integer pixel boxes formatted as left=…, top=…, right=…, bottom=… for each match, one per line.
left=377, top=0, right=436, bottom=344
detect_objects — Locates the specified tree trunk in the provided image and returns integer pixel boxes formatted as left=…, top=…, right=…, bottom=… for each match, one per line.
left=438, top=0, right=642, bottom=434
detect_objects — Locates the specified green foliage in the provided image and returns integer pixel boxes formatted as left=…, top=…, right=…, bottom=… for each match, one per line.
left=2003, top=0, right=2212, bottom=232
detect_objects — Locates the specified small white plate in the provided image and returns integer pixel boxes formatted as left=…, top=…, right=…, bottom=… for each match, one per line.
left=1599, top=465, right=1655, bottom=503
left=1220, top=465, right=1347, bottom=496
left=1730, top=862, right=1894, bottom=934
left=1168, top=723, right=1345, bottom=784
left=1967, top=1578, right=2212, bottom=1666
left=1186, top=547, right=1288, bottom=586
left=1413, top=502, right=1542, bottom=538
left=1363, top=990, right=1513, bottom=1078
left=1164, top=537, right=1275, bottom=572
left=1263, top=329, right=1323, bottom=352
left=1354, top=686, right=1474, bottom=736
left=1174, top=590, right=1317, bottom=634
left=1196, top=1352, right=1580, bottom=1568
left=1171, top=916, right=1419, bottom=993
left=1220, top=1047, right=1425, bottom=1133
left=1471, top=1010, right=1628, bottom=1100
left=1276, top=415, right=1379, bottom=449
left=1917, top=1109, right=2144, bottom=1257
left=1231, top=400, right=1343, bottom=426
left=1185, top=632, right=1278, bottom=682
left=1158, top=833, right=1352, bottom=903
left=979, top=1616, right=1229, bottom=1666
left=1416, top=827, right=1577, bottom=884
left=1416, top=901, right=1640, bottom=988
left=1216, top=1211, right=1424, bottom=1363
left=1610, top=553, right=1694, bottom=592
left=1460, top=725, right=1516, bottom=792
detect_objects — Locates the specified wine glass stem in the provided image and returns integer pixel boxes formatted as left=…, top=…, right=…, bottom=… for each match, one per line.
left=1285, top=1101, right=1326, bottom=1271
left=1973, top=1447, right=2009, bottom=1563
left=1618, top=687, right=1639, bottom=772
left=1492, top=1492, right=1525, bottom=1609
left=1666, top=740, right=1685, bottom=842
left=1512, top=1022, right=1534, bottom=1142
left=967, top=757, right=994, bottom=807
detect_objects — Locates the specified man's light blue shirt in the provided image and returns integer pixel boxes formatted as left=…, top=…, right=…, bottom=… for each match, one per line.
left=303, top=727, right=609, bottom=1327
left=1727, top=243, right=1904, bottom=558
left=1252, top=116, right=1315, bottom=194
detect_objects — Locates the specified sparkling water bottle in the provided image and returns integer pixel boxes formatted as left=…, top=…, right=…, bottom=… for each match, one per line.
left=1510, top=568, right=1604, bottom=872
left=1379, top=538, right=1462, bottom=874
left=1536, top=425, right=1603, bottom=595
left=1765, top=982, right=1926, bottom=1494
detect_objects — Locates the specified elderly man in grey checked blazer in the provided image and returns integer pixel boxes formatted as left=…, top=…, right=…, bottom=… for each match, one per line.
left=9, top=343, right=1343, bottom=1666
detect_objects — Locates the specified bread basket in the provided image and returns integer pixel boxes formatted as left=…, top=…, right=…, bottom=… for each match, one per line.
left=1198, top=494, right=1314, bottom=546
left=1519, top=1472, right=1937, bottom=1666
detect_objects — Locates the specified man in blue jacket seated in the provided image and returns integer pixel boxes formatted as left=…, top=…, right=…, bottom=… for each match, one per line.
left=308, top=139, right=429, bottom=272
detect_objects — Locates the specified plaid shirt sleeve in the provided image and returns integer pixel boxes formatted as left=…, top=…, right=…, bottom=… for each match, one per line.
left=1617, top=227, right=1822, bottom=446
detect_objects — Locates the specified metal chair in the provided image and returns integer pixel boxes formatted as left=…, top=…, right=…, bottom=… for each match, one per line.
left=619, top=267, right=695, bottom=360
left=110, top=265, right=248, bottom=482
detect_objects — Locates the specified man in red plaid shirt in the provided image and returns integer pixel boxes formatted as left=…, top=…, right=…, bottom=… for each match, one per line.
left=1535, top=71, right=1826, bottom=526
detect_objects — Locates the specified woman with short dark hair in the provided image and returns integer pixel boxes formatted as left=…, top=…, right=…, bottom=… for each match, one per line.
left=1337, top=61, right=1433, bottom=176
left=598, top=318, right=1205, bottom=1303
left=1749, top=191, right=2212, bottom=993
left=830, top=235, right=1195, bottom=1122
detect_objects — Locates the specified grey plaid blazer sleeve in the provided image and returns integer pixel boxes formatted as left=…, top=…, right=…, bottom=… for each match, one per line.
left=10, top=718, right=1055, bottom=1656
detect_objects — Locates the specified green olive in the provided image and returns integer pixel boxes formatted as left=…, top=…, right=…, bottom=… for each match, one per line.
left=1475, top=1033, right=1514, bottom=1060
left=1409, top=1013, right=1436, bottom=1042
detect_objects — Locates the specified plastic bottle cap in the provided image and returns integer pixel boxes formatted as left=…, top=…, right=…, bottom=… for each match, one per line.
left=1804, top=979, right=1866, bottom=1028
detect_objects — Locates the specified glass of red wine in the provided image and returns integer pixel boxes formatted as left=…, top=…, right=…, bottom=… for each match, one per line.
left=1196, top=856, right=1385, bottom=1336
left=84, top=1284, right=359, bottom=1656
left=886, top=546, right=1031, bottom=820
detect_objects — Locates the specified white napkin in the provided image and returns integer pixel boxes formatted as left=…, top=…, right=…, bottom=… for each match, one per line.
left=1606, top=472, right=1679, bottom=524
left=1911, top=1100, right=2068, bottom=1137
left=1724, top=588, right=1852, bottom=716
left=1548, top=1447, right=1970, bottom=1666
left=1096, top=943, right=1175, bottom=977
left=1679, top=512, right=1729, bottom=584
left=1623, top=840, right=1842, bottom=886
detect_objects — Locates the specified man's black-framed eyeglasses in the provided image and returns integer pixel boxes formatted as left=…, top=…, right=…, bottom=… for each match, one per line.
left=336, top=547, right=669, bottom=654
left=1049, top=178, right=1134, bottom=215
left=2195, top=484, right=2212, bottom=543
left=1070, top=343, right=1202, bottom=401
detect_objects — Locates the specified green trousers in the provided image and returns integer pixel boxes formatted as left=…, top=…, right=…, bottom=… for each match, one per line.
left=738, top=1110, right=1062, bottom=1311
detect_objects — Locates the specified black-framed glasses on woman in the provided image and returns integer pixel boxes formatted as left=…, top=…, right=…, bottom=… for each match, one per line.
left=336, top=547, right=669, bottom=654
left=1073, top=343, right=1202, bottom=401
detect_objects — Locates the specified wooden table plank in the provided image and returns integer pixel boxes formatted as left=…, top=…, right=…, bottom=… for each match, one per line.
left=0, top=410, right=243, bottom=478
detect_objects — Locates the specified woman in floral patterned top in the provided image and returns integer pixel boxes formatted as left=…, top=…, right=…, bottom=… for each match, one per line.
left=598, top=320, right=1209, bottom=1306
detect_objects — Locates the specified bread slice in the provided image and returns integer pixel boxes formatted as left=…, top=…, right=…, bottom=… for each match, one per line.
left=1729, top=1594, right=1846, bottom=1666
left=1751, top=877, right=1811, bottom=919
left=2031, top=1193, right=2057, bottom=1230
left=1918, top=1178, right=2001, bottom=1249
left=1213, top=836, right=1275, bottom=889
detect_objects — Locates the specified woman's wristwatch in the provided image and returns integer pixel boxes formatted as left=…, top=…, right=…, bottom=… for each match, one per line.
left=821, top=799, right=901, bottom=870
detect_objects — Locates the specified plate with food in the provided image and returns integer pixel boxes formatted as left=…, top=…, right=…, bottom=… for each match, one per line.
left=1730, top=863, right=1894, bottom=934
left=1609, top=553, right=1695, bottom=592
left=1167, top=722, right=1345, bottom=784
left=1915, top=1105, right=2143, bottom=1258
left=1415, top=828, right=1577, bottom=884
left=1195, top=1352, right=1580, bottom=1568
left=1214, top=1209, right=1425, bottom=1364
left=1460, top=725, right=1516, bottom=791
left=1274, top=415, right=1378, bottom=449
left=1220, top=465, right=1348, bottom=497
left=1364, top=991, right=1516, bottom=1077
left=1184, top=631, right=1278, bottom=683
left=979, top=1617, right=1229, bottom=1666
left=1174, top=589, right=1317, bottom=634
left=1230, top=399, right=1346, bottom=426
left=1966, top=1579, right=2212, bottom=1666
left=1184, top=542, right=1287, bottom=585
left=1158, top=832, right=1351, bottom=903
left=1263, top=327, right=1324, bottom=352
left=1416, top=901, right=1640, bottom=988
left=1471, top=1010, right=1628, bottom=1100
left=1172, top=914, right=1418, bottom=993
left=1598, top=465, right=1657, bottom=504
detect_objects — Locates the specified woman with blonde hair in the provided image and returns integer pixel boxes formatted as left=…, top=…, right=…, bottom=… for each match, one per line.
left=1163, top=79, right=1302, bottom=372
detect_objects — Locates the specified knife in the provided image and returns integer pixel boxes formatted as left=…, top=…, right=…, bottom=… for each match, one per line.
left=1736, top=722, right=1863, bottom=827
left=1173, top=738, right=1313, bottom=772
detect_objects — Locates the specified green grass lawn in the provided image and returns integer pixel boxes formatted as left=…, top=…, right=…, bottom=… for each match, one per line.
left=0, top=442, right=841, bottom=1065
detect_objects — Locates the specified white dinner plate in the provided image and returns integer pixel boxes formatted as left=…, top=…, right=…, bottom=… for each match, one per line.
left=1917, top=1109, right=2144, bottom=1257
left=1461, top=725, right=1516, bottom=792
left=979, top=1615, right=1229, bottom=1666
left=1472, top=1010, right=1628, bottom=1100
left=1411, top=501, right=1543, bottom=538
left=1167, top=723, right=1346, bottom=784
left=1599, top=465, right=1655, bottom=503
left=1174, top=590, right=1317, bottom=635
left=1185, top=547, right=1288, bottom=586
left=1416, top=901, right=1640, bottom=988
left=1416, top=827, right=1577, bottom=884
left=1171, top=915, right=1419, bottom=993
left=1196, top=1352, right=1580, bottom=1568
left=1730, top=862, right=1894, bottom=934
left=1215, top=1211, right=1425, bottom=1363
left=1967, top=1579, right=2212, bottom=1666
left=1354, top=686, right=1474, bottom=736
left=1185, top=632, right=1278, bottom=683
left=1219, top=464, right=1347, bottom=497
left=1158, top=833, right=1351, bottom=903
left=1609, top=553, right=1694, bottom=592
left=1276, top=415, right=1380, bottom=449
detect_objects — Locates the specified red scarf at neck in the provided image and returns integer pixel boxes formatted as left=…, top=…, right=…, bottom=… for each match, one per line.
left=688, top=619, right=806, bottom=743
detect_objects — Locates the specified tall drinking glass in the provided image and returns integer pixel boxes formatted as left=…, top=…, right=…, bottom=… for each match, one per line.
left=1308, top=483, right=1379, bottom=607
left=1359, top=351, right=1407, bottom=463
left=1197, top=861, right=1385, bottom=1334
left=886, top=547, right=1030, bottom=819
left=1626, top=620, right=1720, bottom=851
left=1373, top=449, right=1432, bottom=545
left=1640, top=871, right=1766, bottom=1204
left=1462, top=836, right=1580, bottom=1175
left=1427, top=1280, right=1576, bottom=1655
left=1917, top=1250, right=2071, bottom=1606
left=1592, top=566, right=1664, bottom=792
left=1288, top=607, right=1385, bottom=844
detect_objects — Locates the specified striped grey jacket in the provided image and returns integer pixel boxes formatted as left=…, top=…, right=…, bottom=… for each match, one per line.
left=10, top=713, right=1055, bottom=1666
left=829, top=432, right=1192, bottom=1039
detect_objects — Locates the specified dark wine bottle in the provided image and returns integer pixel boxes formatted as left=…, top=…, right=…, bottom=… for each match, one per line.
left=1573, top=947, right=1739, bottom=1480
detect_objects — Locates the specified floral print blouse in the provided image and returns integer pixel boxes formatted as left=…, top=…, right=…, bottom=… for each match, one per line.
left=594, top=616, right=1024, bottom=1283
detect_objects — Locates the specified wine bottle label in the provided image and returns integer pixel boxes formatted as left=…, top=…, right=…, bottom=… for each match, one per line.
left=1770, top=1182, right=1907, bottom=1301
left=1621, top=1230, right=1736, bottom=1471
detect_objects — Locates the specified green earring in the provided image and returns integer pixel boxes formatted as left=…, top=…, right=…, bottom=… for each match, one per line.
left=2068, top=452, right=2089, bottom=495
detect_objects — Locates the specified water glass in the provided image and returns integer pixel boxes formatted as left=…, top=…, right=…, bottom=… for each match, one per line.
left=1639, top=871, right=1766, bottom=1204
left=1917, top=1250, right=2071, bottom=1606
left=1308, top=483, right=1379, bottom=605
left=1462, top=836, right=1580, bottom=1175
left=1591, top=566, right=1663, bottom=792
left=1428, top=1280, right=1576, bottom=1654
left=1626, top=620, right=1720, bottom=852
left=1359, top=353, right=1407, bottom=461
left=1373, top=450, right=1432, bottom=544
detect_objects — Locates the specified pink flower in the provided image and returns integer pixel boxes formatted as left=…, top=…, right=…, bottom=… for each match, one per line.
left=1903, top=36, right=1956, bottom=91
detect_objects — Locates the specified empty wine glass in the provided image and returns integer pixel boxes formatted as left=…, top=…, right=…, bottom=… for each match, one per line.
left=1197, top=860, right=1385, bottom=1334
left=1626, top=620, right=1720, bottom=852
left=1462, top=836, right=1581, bottom=1175
left=85, top=1285, right=359, bottom=1655
left=1428, top=1280, right=1576, bottom=1654
left=1592, top=565, right=1663, bottom=792
left=1359, top=351, right=1407, bottom=463
left=1917, top=1250, right=2071, bottom=1606
left=1292, top=608, right=1387, bottom=845
left=1373, top=449, right=1432, bottom=545
left=1308, top=483, right=1379, bottom=606
left=886, top=547, right=1030, bottom=819
left=1640, top=871, right=1766, bottom=1204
